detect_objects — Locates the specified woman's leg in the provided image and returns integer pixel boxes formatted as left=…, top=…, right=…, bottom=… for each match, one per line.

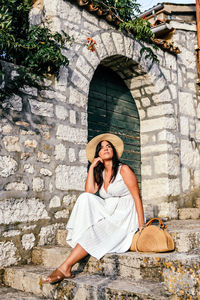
left=43, top=243, right=88, bottom=282
left=58, top=243, right=88, bottom=276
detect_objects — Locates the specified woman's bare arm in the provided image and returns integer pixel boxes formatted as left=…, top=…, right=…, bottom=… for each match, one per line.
left=85, top=157, right=103, bottom=193
left=120, top=164, right=145, bottom=229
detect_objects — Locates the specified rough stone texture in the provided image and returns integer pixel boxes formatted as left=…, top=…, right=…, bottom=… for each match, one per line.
left=178, top=208, right=200, bottom=220
left=38, top=223, right=65, bottom=246
left=0, top=198, right=49, bottom=225
left=0, top=242, right=19, bottom=267
left=0, top=0, right=199, bottom=268
left=55, top=165, right=87, bottom=190
left=0, top=156, right=17, bottom=177
left=21, top=233, right=36, bottom=250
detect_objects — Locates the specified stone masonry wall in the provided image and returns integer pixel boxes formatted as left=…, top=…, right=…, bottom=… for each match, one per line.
left=0, top=0, right=199, bottom=266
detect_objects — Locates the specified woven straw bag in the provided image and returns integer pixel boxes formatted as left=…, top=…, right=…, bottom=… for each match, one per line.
left=130, top=218, right=175, bottom=252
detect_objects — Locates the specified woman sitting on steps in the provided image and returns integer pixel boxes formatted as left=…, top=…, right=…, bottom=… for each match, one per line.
left=43, top=133, right=145, bottom=284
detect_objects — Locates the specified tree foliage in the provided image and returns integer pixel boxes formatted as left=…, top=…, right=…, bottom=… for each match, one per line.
left=93, top=0, right=157, bottom=60
left=0, top=0, right=72, bottom=100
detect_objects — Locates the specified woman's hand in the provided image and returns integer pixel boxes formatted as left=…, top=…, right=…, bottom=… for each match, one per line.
left=85, top=157, right=103, bottom=193
left=91, top=157, right=103, bottom=168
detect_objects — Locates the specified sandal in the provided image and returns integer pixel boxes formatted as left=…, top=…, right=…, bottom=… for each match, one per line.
left=42, top=268, right=75, bottom=284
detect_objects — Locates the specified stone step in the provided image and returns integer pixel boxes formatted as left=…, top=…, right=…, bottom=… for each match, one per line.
left=32, top=245, right=200, bottom=288
left=178, top=208, right=200, bottom=220
left=3, top=266, right=173, bottom=299
left=0, top=284, right=45, bottom=299
left=32, top=245, right=172, bottom=282
left=56, top=219, right=200, bottom=253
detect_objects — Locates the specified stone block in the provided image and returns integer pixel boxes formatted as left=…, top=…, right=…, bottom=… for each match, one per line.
left=40, top=168, right=52, bottom=176
left=3, top=94, right=22, bottom=111
left=178, top=208, right=200, bottom=220
left=37, top=151, right=51, bottom=163
left=195, top=198, right=200, bottom=208
left=179, top=92, right=195, bottom=116
left=49, top=196, right=61, bottom=208
left=56, top=229, right=68, bottom=246
left=54, top=209, right=69, bottom=219
left=55, top=165, right=87, bottom=191
left=181, top=167, right=190, bottom=192
left=24, top=164, right=34, bottom=174
left=54, top=143, right=66, bottom=161
left=141, top=97, right=151, bottom=107
left=63, top=194, right=77, bottom=207
left=5, top=182, right=28, bottom=191
left=0, top=156, right=17, bottom=178
left=180, top=116, right=189, bottom=136
left=142, top=143, right=172, bottom=155
left=21, top=233, right=36, bottom=250
left=71, top=70, right=90, bottom=93
left=101, top=32, right=116, bottom=56
left=147, top=103, right=174, bottom=118
left=38, top=223, right=65, bottom=246
left=154, top=153, right=179, bottom=176
left=112, top=32, right=124, bottom=55
left=29, top=99, right=54, bottom=117
left=0, top=242, right=19, bottom=267
left=3, top=136, right=21, bottom=152
left=69, top=148, right=76, bottom=162
left=158, top=202, right=178, bottom=219
left=56, top=125, right=87, bottom=144
left=157, top=130, right=177, bottom=143
left=0, top=198, right=49, bottom=225
left=141, top=117, right=176, bottom=133
left=69, top=110, right=76, bottom=124
left=32, top=177, right=44, bottom=192
left=180, top=140, right=193, bottom=166
left=24, top=139, right=38, bottom=148
left=55, top=105, right=68, bottom=120
left=69, top=87, right=87, bottom=107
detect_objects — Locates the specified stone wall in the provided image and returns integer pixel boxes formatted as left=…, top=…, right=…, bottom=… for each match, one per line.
left=0, top=0, right=199, bottom=266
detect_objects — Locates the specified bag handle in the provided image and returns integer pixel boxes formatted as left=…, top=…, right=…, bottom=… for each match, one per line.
left=145, top=217, right=167, bottom=229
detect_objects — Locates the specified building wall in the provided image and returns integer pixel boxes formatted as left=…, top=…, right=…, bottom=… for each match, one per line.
left=0, top=0, right=199, bottom=266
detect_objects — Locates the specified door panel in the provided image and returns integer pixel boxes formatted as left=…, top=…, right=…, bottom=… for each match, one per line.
left=88, top=65, right=141, bottom=186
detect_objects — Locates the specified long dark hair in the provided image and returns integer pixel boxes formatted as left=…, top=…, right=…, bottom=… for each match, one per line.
left=93, top=140, right=120, bottom=190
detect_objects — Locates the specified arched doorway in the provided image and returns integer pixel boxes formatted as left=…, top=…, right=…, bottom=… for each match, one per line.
left=88, top=65, right=141, bottom=186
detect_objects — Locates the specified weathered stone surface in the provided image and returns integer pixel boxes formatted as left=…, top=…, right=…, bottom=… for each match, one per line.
left=54, top=143, right=66, bottom=161
left=178, top=208, right=200, bottom=220
left=69, top=148, right=76, bottom=162
left=3, top=136, right=21, bottom=152
left=49, top=196, right=61, bottom=208
left=63, top=194, right=77, bottom=207
left=55, top=105, right=68, bottom=120
left=24, top=164, right=34, bottom=174
left=69, top=87, right=87, bottom=107
left=147, top=103, right=174, bottom=117
left=56, top=229, right=68, bottom=246
left=0, top=286, right=43, bottom=300
left=39, top=168, right=52, bottom=176
left=38, top=224, right=64, bottom=246
left=21, top=233, right=36, bottom=250
left=3, top=95, right=23, bottom=111
left=0, top=156, right=17, bottom=177
left=3, top=266, right=172, bottom=299
left=54, top=209, right=69, bottom=219
left=0, top=198, right=49, bottom=224
left=0, top=242, right=19, bottom=267
left=37, top=152, right=51, bottom=163
left=24, top=140, right=38, bottom=148
left=56, top=125, right=87, bottom=144
left=32, top=177, right=44, bottom=192
left=179, top=92, right=195, bottom=116
left=158, top=202, right=178, bottom=219
left=141, top=117, right=176, bottom=133
left=55, top=165, right=87, bottom=191
left=5, top=182, right=28, bottom=191
left=29, top=99, right=54, bottom=117
left=153, top=154, right=179, bottom=176
left=79, top=149, right=87, bottom=164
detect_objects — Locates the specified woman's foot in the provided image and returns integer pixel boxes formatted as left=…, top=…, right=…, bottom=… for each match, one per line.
left=42, top=268, right=74, bottom=284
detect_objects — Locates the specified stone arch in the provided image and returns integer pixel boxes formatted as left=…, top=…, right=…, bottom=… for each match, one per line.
left=69, top=31, right=178, bottom=218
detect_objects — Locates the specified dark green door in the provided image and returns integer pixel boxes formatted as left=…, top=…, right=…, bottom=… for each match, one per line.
left=88, top=65, right=141, bottom=186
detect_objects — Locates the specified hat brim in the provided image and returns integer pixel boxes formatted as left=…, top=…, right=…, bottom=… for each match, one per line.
left=86, top=133, right=124, bottom=162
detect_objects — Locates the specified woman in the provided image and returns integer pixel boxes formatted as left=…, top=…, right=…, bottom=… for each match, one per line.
left=43, top=133, right=145, bottom=284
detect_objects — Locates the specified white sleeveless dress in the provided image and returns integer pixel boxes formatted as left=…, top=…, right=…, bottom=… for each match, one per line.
left=66, top=164, right=139, bottom=259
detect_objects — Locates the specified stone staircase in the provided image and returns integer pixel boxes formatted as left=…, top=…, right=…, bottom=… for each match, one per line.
left=2, top=219, right=200, bottom=299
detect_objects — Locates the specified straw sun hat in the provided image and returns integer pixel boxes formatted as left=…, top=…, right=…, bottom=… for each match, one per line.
left=86, top=133, right=124, bottom=162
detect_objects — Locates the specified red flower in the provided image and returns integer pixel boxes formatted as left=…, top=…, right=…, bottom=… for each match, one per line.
left=86, top=37, right=96, bottom=52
